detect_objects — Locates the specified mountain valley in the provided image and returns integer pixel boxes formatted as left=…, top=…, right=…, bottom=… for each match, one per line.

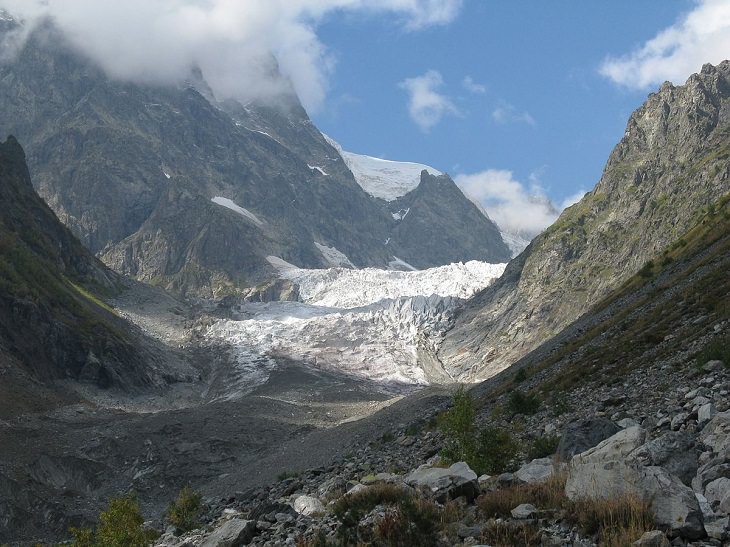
left=0, top=9, right=728, bottom=546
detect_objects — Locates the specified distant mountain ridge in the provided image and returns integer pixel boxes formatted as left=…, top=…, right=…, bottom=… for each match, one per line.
left=0, top=18, right=510, bottom=297
left=439, top=61, right=730, bottom=381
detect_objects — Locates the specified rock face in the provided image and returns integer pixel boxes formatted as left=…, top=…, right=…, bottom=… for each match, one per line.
left=565, top=427, right=706, bottom=539
left=439, top=61, right=730, bottom=381
left=0, top=19, right=509, bottom=297
left=0, top=136, right=167, bottom=413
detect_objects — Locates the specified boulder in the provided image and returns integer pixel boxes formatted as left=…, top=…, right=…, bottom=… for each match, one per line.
left=699, top=412, right=730, bottom=453
left=698, top=403, right=717, bottom=428
left=634, top=530, right=670, bottom=546
left=556, top=418, right=620, bottom=461
left=565, top=427, right=705, bottom=539
left=630, top=431, right=698, bottom=486
left=404, top=462, right=479, bottom=503
left=704, top=477, right=730, bottom=512
left=511, top=503, right=538, bottom=519
left=200, top=519, right=257, bottom=547
left=293, top=495, right=324, bottom=517
left=515, top=457, right=556, bottom=484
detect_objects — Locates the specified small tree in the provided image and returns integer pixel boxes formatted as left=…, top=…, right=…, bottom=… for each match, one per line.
left=167, top=485, right=203, bottom=532
left=71, top=492, right=158, bottom=547
left=440, top=386, right=477, bottom=464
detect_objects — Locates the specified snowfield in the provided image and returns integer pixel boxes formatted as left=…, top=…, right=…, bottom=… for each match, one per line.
left=324, top=135, right=441, bottom=201
left=205, top=261, right=506, bottom=395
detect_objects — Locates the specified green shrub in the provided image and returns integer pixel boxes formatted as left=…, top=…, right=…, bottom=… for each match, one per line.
left=696, top=335, right=730, bottom=367
left=513, top=368, right=528, bottom=384
left=507, top=390, right=541, bottom=416
left=637, top=260, right=655, bottom=279
left=167, top=485, right=202, bottom=532
left=527, top=435, right=561, bottom=461
left=71, top=492, right=159, bottom=547
left=473, top=427, right=520, bottom=475
left=96, top=493, right=158, bottom=547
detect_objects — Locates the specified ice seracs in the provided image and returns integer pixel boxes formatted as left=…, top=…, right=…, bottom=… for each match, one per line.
left=204, top=260, right=507, bottom=397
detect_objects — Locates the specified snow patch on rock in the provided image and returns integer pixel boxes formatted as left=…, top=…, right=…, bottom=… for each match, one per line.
left=314, top=242, right=355, bottom=268
left=211, top=197, right=263, bottom=227
left=324, top=135, right=441, bottom=201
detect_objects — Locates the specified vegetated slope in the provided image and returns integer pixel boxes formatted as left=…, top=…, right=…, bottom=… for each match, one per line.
left=0, top=18, right=509, bottom=297
left=475, top=191, right=730, bottom=403
left=0, top=136, right=172, bottom=416
left=440, top=61, right=730, bottom=381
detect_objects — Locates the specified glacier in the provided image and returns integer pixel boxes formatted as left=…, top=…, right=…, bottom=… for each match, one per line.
left=204, top=261, right=506, bottom=397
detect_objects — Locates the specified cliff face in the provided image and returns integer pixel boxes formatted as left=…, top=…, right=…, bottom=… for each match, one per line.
left=0, top=21, right=509, bottom=297
left=0, top=136, right=166, bottom=412
left=439, top=61, right=730, bottom=381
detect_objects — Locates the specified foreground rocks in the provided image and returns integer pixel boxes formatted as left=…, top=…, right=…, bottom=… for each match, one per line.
left=150, top=358, right=730, bottom=546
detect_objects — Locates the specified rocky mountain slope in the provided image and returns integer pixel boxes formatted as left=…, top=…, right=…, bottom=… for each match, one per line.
left=439, top=61, right=730, bottom=381
left=0, top=136, right=180, bottom=417
left=0, top=17, right=509, bottom=297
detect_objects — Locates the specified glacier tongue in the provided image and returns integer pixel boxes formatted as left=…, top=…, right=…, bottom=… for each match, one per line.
left=204, top=261, right=506, bottom=396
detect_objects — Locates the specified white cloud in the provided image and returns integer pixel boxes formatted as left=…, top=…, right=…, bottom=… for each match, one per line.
left=600, top=0, right=730, bottom=89
left=560, top=189, right=587, bottom=210
left=0, top=0, right=463, bottom=112
left=491, top=102, right=535, bottom=126
left=398, top=69, right=460, bottom=131
left=455, top=169, right=562, bottom=238
left=462, top=75, right=486, bottom=94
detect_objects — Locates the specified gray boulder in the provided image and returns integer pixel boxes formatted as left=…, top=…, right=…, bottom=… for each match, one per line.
left=515, top=457, right=557, bottom=484
left=556, top=418, right=621, bottom=461
left=511, top=503, right=538, bottom=519
left=565, top=427, right=705, bottom=539
left=404, top=462, right=479, bottom=503
left=630, top=431, right=698, bottom=486
left=200, top=519, right=257, bottom=547
left=699, top=412, right=730, bottom=453
left=634, top=530, right=670, bottom=546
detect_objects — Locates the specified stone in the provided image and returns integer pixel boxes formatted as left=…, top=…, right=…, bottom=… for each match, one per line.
left=556, top=418, right=620, bottom=461
left=703, top=360, right=726, bottom=373
left=671, top=413, right=688, bottom=431
left=699, top=412, right=730, bottom=453
left=317, top=476, right=347, bottom=499
left=630, top=431, right=698, bottom=486
left=404, top=462, right=479, bottom=503
left=292, top=496, right=324, bottom=517
left=511, top=503, right=538, bottom=519
left=634, top=530, right=670, bottom=546
left=515, top=457, right=555, bottom=484
left=618, top=418, right=640, bottom=429
left=565, top=428, right=705, bottom=539
left=200, top=519, right=257, bottom=547
left=704, top=477, right=730, bottom=512
left=698, top=403, right=717, bottom=428
left=360, top=472, right=400, bottom=485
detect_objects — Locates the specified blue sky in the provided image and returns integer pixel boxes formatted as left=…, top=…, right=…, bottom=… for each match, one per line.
left=5, top=0, right=728, bottom=236
left=310, top=0, right=724, bottom=235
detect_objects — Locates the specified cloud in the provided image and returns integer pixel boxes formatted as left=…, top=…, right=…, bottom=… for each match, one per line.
left=600, top=0, right=730, bottom=89
left=398, top=69, right=460, bottom=131
left=560, top=189, right=587, bottom=210
left=491, top=102, right=536, bottom=126
left=455, top=169, right=562, bottom=238
left=0, top=0, right=463, bottom=112
left=462, top=75, right=486, bottom=94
